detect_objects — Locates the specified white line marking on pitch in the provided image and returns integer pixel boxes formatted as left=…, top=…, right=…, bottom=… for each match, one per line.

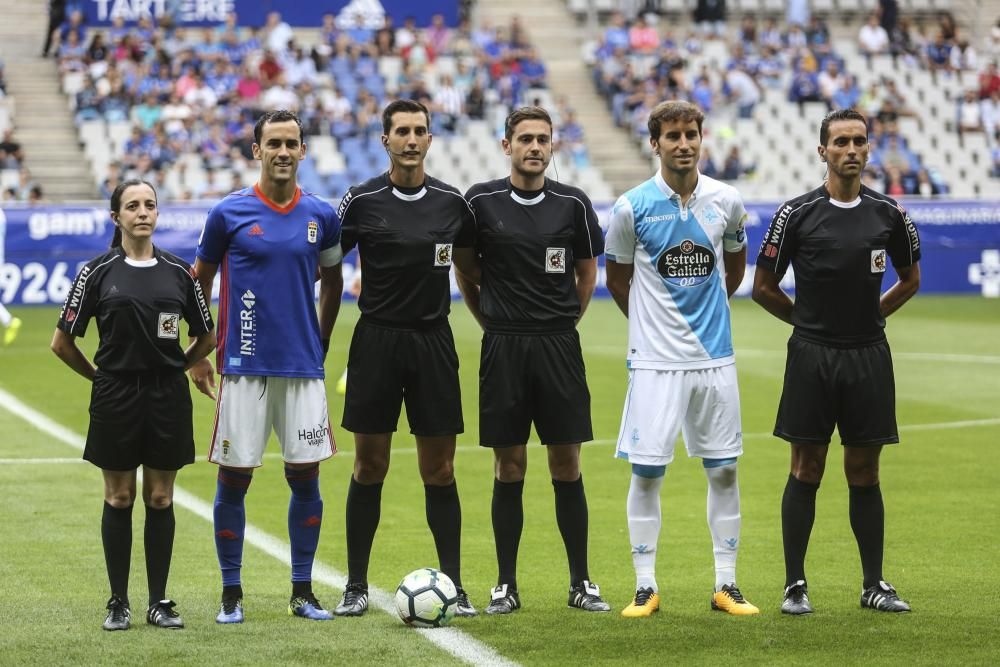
left=8, top=417, right=998, bottom=466
left=0, top=387, right=517, bottom=667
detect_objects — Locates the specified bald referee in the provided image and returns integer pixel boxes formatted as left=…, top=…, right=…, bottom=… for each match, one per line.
left=455, top=106, right=609, bottom=614
left=753, top=108, right=921, bottom=615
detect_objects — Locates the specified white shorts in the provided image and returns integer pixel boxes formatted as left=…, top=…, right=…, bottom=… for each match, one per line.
left=209, top=375, right=336, bottom=468
left=614, top=365, right=743, bottom=466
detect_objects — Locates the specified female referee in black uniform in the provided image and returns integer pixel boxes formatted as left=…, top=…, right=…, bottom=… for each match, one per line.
left=51, top=180, right=215, bottom=631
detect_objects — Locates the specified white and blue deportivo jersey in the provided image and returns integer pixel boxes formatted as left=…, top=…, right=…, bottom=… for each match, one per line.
left=605, top=171, right=747, bottom=370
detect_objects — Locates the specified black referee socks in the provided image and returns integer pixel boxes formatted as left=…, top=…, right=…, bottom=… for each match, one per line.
left=144, top=503, right=175, bottom=605
left=425, top=482, right=463, bottom=588
left=102, top=501, right=133, bottom=603
left=345, top=477, right=383, bottom=585
left=849, top=483, right=885, bottom=590
left=492, top=479, right=524, bottom=589
left=782, top=473, right=820, bottom=587
left=552, top=476, right=590, bottom=588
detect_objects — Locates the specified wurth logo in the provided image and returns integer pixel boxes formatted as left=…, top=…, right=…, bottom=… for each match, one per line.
left=969, top=250, right=1000, bottom=298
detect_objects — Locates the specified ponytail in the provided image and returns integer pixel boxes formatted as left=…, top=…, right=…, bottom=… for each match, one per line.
left=110, top=226, right=122, bottom=248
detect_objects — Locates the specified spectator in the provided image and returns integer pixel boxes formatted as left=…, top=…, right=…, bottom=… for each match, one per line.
left=832, top=74, right=861, bottom=110
left=926, top=32, right=952, bottom=75
left=721, top=145, right=751, bottom=180
left=726, top=64, right=761, bottom=118
left=425, top=13, right=451, bottom=54
left=432, top=74, right=464, bottom=133
left=787, top=0, right=809, bottom=30
left=691, top=74, right=715, bottom=114
left=43, top=0, right=67, bottom=58
left=373, top=15, right=395, bottom=56
left=183, top=72, right=219, bottom=110
left=604, top=11, right=630, bottom=51
left=629, top=15, right=660, bottom=55
left=395, top=15, right=418, bottom=51
left=260, top=74, right=299, bottom=110
left=817, top=60, right=844, bottom=108
left=699, top=145, right=719, bottom=178
left=16, top=167, right=38, bottom=201
left=58, top=29, right=87, bottom=73
left=915, top=168, right=940, bottom=196
left=982, top=89, right=999, bottom=144
left=465, top=81, right=486, bottom=120
left=27, top=184, right=45, bottom=205
left=950, top=39, right=978, bottom=73
left=74, top=74, right=102, bottom=123
left=991, top=145, right=1000, bottom=177
left=693, top=0, right=726, bottom=39
left=859, top=14, right=890, bottom=62
left=980, top=61, right=1000, bottom=100
left=520, top=48, right=547, bottom=88
left=957, top=89, right=984, bottom=134
left=557, top=109, right=589, bottom=167
left=345, top=14, right=372, bottom=46
left=264, top=11, right=293, bottom=54
left=0, top=129, right=24, bottom=168
left=884, top=165, right=906, bottom=195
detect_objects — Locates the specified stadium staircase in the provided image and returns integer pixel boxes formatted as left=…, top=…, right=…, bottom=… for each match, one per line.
left=0, top=0, right=94, bottom=200
left=474, top=0, right=654, bottom=194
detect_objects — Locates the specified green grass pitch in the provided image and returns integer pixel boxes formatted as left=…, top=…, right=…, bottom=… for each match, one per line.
left=0, top=296, right=998, bottom=665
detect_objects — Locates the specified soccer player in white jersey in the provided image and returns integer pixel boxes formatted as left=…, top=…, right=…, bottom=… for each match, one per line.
left=605, top=101, right=759, bottom=617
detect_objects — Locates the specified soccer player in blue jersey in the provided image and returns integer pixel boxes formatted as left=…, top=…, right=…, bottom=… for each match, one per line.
left=605, top=101, right=759, bottom=617
left=189, top=110, right=344, bottom=623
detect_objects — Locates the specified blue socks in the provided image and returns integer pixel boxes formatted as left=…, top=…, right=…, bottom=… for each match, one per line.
left=214, top=469, right=252, bottom=588
left=286, top=465, right=323, bottom=585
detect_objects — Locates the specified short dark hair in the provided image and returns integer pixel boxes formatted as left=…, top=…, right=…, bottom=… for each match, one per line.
left=504, top=106, right=552, bottom=141
left=382, top=99, right=430, bottom=135
left=647, top=101, right=705, bottom=140
left=109, top=178, right=157, bottom=248
left=253, top=109, right=303, bottom=144
left=819, top=108, right=868, bottom=146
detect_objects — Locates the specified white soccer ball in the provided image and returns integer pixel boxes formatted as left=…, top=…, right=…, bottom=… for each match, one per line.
left=394, top=567, right=458, bottom=628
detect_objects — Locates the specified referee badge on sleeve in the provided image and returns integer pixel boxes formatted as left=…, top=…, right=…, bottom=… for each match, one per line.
left=871, top=249, right=887, bottom=273
left=158, top=313, right=180, bottom=339
left=435, top=243, right=453, bottom=267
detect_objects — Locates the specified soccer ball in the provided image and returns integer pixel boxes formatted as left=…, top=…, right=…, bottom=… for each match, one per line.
left=394, top=567, right=458, bottom=628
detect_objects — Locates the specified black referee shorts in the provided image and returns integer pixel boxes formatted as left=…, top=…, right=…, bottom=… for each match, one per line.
left=479, top=330, right=593, bottom=447
left=774, top=335, right=898, bottom=447
left=85, top=369, right=195, bottom=471
left=342, top=318, right=464, bottom=437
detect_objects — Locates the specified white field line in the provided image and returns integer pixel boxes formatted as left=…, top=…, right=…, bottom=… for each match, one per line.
left=0, top=387, right=518, bottom=667
left=4, top=417, right=998, bottom=466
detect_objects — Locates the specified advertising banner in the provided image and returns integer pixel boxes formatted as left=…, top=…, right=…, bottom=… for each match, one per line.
left=2, top=199, right=999, bottom=306
left=80, top=0, right=460, bottom=27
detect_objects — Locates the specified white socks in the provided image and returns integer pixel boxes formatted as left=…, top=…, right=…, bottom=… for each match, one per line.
left=705, top=462, right=741, bottom=590
left=627, top=472, right=664, bottom=592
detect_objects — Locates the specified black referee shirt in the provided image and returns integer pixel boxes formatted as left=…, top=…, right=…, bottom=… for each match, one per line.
left=756, top=185, right=921, bottom=346
left=58, top=246, right=213, bottom=373
left=338, top=173, right=475, bottom=327
left=465, top=178, right=605, bottom=333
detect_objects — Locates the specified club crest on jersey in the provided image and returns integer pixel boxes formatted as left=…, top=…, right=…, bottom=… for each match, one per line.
left=158, top=312, right=180, bottom=339
left=657, top=239, right=715, bottom=287
left=546, top=247, right=566, bottom=273
left=434, top=243, right=453, bottom=267
left=307, top=220, right=318, bottom=244
left=871, top=249, right=887, bottom=273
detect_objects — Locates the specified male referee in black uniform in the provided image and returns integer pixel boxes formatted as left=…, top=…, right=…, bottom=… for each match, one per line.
left=752, top=108, right=921, bottom=615
left=454, top=106, right=609, bottom=614
left=333, top=99, right=477, bottom=617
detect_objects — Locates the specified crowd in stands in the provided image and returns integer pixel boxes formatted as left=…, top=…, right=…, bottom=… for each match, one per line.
left=590, top=4, right=1000, bottom=192
left=50, top=8, right=580, bottom=200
